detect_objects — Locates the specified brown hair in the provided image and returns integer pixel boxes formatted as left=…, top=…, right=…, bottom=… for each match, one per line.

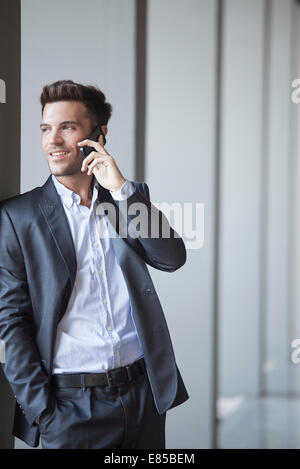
left=40, top=80, right=112, bottom=126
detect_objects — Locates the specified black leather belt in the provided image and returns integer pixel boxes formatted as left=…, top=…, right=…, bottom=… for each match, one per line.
left=51, top=357, right=146, bottom=391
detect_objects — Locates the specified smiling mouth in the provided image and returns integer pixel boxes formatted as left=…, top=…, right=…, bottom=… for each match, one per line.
left=49, top=151, right=70, bottom=158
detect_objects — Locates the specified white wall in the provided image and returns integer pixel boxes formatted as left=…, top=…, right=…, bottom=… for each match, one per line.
left=21, top=0, right=136, bottom=193
left=218, top=0, right=265, bottom=398
left=290, top=0, right=300, bottom=394
left=218, top=0, right=293, bottom=401
left=265, top=0, right=292, bottom=395
left=146, top=0, right=217, bottom=448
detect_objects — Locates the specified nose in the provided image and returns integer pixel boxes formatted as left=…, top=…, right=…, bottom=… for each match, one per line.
left=49, top=129, right=64, bottom=145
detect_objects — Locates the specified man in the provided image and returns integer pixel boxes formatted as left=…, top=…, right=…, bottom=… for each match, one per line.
left=0, top=80, right=189, bottom=449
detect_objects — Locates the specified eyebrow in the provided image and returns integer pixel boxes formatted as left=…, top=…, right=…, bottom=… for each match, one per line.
left=40, top=120, right=81, bottom=128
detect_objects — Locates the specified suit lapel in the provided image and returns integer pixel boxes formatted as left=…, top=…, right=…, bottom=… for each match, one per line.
left=39, top=175, right=77, bottom=289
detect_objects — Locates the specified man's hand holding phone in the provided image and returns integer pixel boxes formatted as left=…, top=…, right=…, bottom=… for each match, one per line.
left=78, top=133, right=126, bottom=192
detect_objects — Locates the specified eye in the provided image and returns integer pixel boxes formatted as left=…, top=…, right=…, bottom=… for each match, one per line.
left=41, top=128, right=49, bottom=133
left=63, top=125, right=75, bottom=130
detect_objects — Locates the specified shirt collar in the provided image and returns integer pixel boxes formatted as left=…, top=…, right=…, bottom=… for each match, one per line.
left=51, top=175, right=99, bottom=209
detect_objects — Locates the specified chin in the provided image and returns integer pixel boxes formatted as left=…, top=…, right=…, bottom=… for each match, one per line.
left=49, top=163, right=81, bottom=177
left=51, top=170, right=79, bottom=177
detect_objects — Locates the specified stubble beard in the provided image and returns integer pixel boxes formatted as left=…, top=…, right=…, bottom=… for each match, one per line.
left=48, top=152, right=83, bottom=177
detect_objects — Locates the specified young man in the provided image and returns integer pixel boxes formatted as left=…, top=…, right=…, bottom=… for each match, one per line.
left=0, top=80, right=189, bottom=449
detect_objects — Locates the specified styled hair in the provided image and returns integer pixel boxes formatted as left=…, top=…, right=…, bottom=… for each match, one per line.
left=40, top=80, right=112, bottom=126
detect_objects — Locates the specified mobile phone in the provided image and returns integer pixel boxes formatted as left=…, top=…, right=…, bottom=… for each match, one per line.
left=79, top=125, right=106, bottom=159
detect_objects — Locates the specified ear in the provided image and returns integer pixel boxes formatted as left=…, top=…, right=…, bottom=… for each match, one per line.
left=101, top=125, right=108, bottom=136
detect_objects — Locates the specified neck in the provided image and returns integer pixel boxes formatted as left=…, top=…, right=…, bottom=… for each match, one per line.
left=54, top=173, right=94, bottom=208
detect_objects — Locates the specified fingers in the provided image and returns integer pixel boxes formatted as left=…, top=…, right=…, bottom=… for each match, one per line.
left=81, top=151, right=110, bottom=170
left=86, top=157, right=105, bottom=175
left=77, top=137, right=106, bottom=154
left=81, top=153, right=110, bottom=175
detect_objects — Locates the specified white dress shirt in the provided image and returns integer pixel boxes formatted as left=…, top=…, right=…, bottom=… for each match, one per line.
left=51, top=175, right=144, bottom=374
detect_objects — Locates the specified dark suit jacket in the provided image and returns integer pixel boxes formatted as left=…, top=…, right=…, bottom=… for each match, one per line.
left=0, top=175, right=189, bottom=447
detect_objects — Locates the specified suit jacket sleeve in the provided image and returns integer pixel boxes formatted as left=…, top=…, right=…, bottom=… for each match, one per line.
left=115, top=181, right=187, bottom=272
left=0, top=205, right=51, bottom=426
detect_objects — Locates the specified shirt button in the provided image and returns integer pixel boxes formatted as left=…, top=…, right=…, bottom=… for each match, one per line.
left=98, top=269, right=103, bottom=276
left=107, top=325, right=112, bottom=331
left=93, top=242, right=98, bottom=248
left=103, top=298, right=107, bottom=304
left=122, top=193, right=126, bottom=199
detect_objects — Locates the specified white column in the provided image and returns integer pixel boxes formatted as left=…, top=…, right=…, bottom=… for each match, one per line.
left=146, top=0, right=218, bottom=448
left=218, top=0, right=265, bottom=397
left=290, top=0, right=300, bottom=394
left=265, top=0, right=292, bottom=395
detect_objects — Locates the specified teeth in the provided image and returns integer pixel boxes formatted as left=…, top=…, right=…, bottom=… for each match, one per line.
left=51, top=152, right=68, bottom=156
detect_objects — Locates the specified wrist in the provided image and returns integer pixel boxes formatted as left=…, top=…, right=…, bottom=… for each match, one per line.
left=110, top=178, right=126, bottom=192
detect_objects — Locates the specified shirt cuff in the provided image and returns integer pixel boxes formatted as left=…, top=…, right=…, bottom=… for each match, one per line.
left=109, top=180, right=135, bottom=201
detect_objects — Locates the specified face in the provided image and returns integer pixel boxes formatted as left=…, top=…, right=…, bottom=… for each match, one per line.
left=41, top=101, right=94, bottom=177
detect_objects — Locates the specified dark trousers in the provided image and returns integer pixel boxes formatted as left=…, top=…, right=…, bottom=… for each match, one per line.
left=38, top=371, right=166, bottom=449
